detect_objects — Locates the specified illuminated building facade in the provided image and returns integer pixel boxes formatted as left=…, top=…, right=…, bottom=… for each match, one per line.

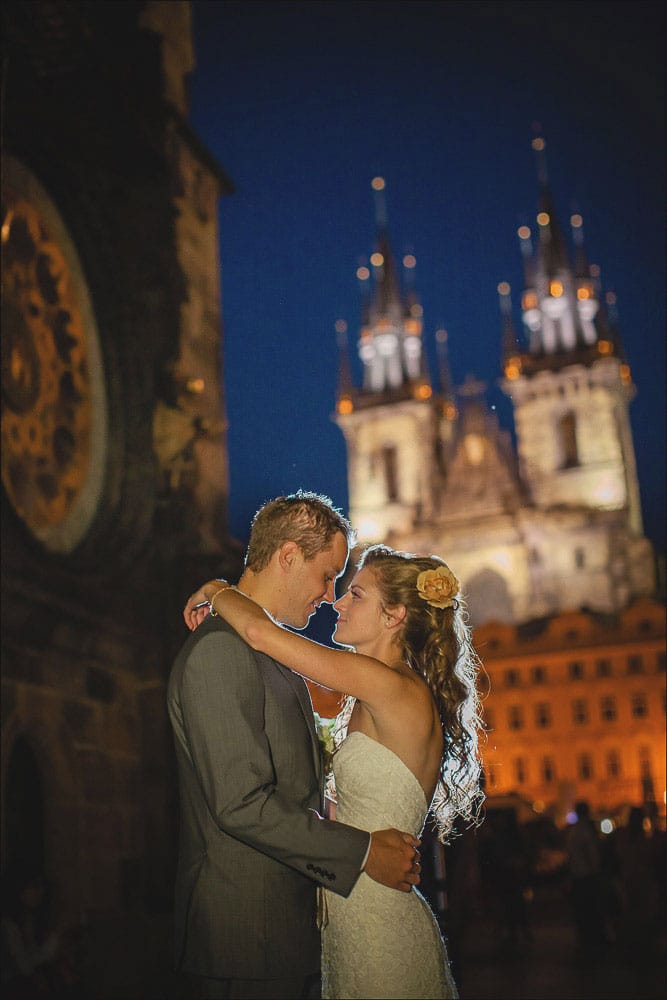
left=333, top=150, right=664, bottom=819
left=477, top=598, right=665, bottom=824
left=1, top=0, right=241, bottom=934
left=335, top=149, right=655, bottom=627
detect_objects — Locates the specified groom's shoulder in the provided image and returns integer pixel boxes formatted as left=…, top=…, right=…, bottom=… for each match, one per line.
left=173, top=614, right=253, bottom=668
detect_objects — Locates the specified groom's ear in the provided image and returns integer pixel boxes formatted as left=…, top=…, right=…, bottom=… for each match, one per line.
left=277, top=540, right=300, bottom=571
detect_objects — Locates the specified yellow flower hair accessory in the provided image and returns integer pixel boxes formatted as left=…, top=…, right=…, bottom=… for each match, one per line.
left=416, top=565, right=460, bottom=609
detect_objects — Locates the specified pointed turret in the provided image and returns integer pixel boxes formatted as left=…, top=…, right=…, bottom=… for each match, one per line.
left=435, top=326, right=457, bottom=458
left=498, top=282, right=522, bottom=380
left=533, top=137, right=570, bottom=279
left=369, top=177, right=403, bottom=324
left=335, top=319, right=355, bottom=415
left=350, top=178, right=431, bottom=400
left=515, top=135, right=604, bottom=358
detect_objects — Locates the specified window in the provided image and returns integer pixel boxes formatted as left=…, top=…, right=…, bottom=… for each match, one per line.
left=631, top=693, right=648, bottom=719
left=531, top=665, right=547, bottom=685
left=627, top=655, right=644, bottom=675
left=504, top=669, right=520, bottom=687
left=657, top=652, right=666, bottom=673
left=541, top=757, right=556, bottom=783
left=508, top=705, right=524, bottom=730
left=486, top=764, right=497, bottom=788
left=606, top=750, right=621, bottom=779
left=535, top=702, right=552, bottom=728
left=514, top=757, right=527, bottom=785
left=578, top=753, right=593, bottom=781
left=559, top=411, right=579, bottom=468
left=596, top=658, right=612, bottom=678
left=639, top=746, right=652, bottom=779
left=572, top=699, right=589, bottom=724
left=569, top=661, right=585, bottom=681
left=574, top=547, right=586, bottom=569
left=600, top=695, right=617, bottom=721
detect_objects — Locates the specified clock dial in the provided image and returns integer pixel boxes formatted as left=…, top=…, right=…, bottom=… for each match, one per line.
left=2, top=164, right=107, bottom=553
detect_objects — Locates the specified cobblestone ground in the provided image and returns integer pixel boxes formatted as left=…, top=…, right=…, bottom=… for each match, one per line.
left=80, top=885, right=665, bottom=999
left=453, top=885, right=666, bottom=1000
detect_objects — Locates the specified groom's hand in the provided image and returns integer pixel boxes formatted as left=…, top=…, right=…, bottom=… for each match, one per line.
left=364, top=829, right=421, bottom=892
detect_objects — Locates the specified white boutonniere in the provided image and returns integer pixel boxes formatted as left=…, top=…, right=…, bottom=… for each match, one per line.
left=313, top=712, right=336, bottom=775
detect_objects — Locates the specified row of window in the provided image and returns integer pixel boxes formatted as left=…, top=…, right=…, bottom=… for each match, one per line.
left=486, top=690, right=660, bottom=731
left=502, top=651, right=665, bottom=687
left=486, top=746, right=655, bottom=788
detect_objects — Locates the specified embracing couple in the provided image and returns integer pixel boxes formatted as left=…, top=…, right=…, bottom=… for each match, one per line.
left=167, top=492, right=483, bottom=1000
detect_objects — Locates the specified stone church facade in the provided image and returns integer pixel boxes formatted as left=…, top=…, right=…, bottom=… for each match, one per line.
left=334, top=152, right=656, bottom=628
left=332, top=156, right=663, bottom=821
left=1, top=0, right=241, bottom=940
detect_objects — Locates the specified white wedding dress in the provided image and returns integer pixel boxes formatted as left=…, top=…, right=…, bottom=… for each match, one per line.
left=322, top=731, right=459, bottom=999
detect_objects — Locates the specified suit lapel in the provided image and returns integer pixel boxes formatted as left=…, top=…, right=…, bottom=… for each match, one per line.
left=211, top=618, right=323, bottom=784
left=273, top=660, right=322, bottom=780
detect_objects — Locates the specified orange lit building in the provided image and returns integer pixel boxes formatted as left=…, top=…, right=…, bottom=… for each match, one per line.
left=476, top=598, right=666, bottom=824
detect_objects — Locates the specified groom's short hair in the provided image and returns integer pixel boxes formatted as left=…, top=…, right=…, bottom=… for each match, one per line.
left=245, top=491, right=355, bottom=571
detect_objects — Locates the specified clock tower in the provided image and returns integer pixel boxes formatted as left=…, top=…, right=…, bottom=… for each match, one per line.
left=1, top=1, right=241, bottom=943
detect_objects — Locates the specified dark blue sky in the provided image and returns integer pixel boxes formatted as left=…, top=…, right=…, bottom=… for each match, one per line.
left=189, top=0, right=665, bottom=558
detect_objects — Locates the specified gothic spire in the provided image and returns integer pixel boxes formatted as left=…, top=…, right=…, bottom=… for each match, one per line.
left=532, top=136, right=570, bottom=278
left=369, top=177, right=403, bottom=322
left=335, top=320, right=355, bottom=415
left=498, top=282, right=522, bottom=380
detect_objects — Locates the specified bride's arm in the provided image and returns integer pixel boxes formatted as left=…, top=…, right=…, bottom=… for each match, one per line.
left=184, top=580, right=402, bottom=707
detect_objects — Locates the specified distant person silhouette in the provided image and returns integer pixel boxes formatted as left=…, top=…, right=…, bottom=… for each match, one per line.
left=565, top=801, right=606, bottom=961
left=613, top=807, right=661, bottom=960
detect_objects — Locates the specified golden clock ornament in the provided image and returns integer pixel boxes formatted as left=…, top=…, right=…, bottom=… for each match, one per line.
left=2, top=161, right=107, bottom=552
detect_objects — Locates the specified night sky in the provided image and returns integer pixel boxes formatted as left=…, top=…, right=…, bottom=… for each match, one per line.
left=188, top=1, right=665, bottom=566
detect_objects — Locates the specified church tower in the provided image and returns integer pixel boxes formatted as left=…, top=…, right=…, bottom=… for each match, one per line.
left=501, top=136, right=653, bottom=606
left=334, top=178, right=436, bottom=543
left=334, top=145, right=655, bottom=624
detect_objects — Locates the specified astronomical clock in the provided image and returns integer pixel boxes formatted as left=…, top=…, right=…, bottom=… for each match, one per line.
left=1, top=156, right=107, bottom=553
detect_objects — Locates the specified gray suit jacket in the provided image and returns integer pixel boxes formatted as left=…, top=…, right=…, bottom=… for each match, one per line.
left=167, top=615, right=370, bottom=979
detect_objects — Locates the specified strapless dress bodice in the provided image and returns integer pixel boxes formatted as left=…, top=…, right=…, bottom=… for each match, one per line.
left=333, top=730, right=428, bottom=836
left=322, top=731, right=458, bottom=999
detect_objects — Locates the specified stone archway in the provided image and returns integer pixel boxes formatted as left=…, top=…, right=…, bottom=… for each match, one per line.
left=2, top=716, right=82, bottom=923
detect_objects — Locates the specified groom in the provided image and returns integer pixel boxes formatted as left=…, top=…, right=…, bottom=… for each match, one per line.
left=168, top=492, right=420, bottom=1000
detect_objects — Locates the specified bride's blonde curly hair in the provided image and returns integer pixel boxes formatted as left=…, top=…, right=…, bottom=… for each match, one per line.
left=343, top=544, right=484, bottom=841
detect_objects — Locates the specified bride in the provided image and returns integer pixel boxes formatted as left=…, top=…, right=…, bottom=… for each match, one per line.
left=184, top=544, right=483, bottom=999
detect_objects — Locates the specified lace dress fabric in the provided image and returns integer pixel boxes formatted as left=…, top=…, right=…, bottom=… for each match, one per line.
left=322, top=731, right=458, bottom=999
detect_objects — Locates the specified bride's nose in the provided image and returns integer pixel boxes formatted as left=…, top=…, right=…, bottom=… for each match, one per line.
left=333, top=592, right=348, bottom=612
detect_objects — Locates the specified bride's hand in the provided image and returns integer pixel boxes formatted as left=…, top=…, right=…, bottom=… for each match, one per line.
left=183, top=579, right=228, bottom=631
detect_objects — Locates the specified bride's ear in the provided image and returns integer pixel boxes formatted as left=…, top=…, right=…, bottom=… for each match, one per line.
left=384, top=605, right=406, bottom=630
